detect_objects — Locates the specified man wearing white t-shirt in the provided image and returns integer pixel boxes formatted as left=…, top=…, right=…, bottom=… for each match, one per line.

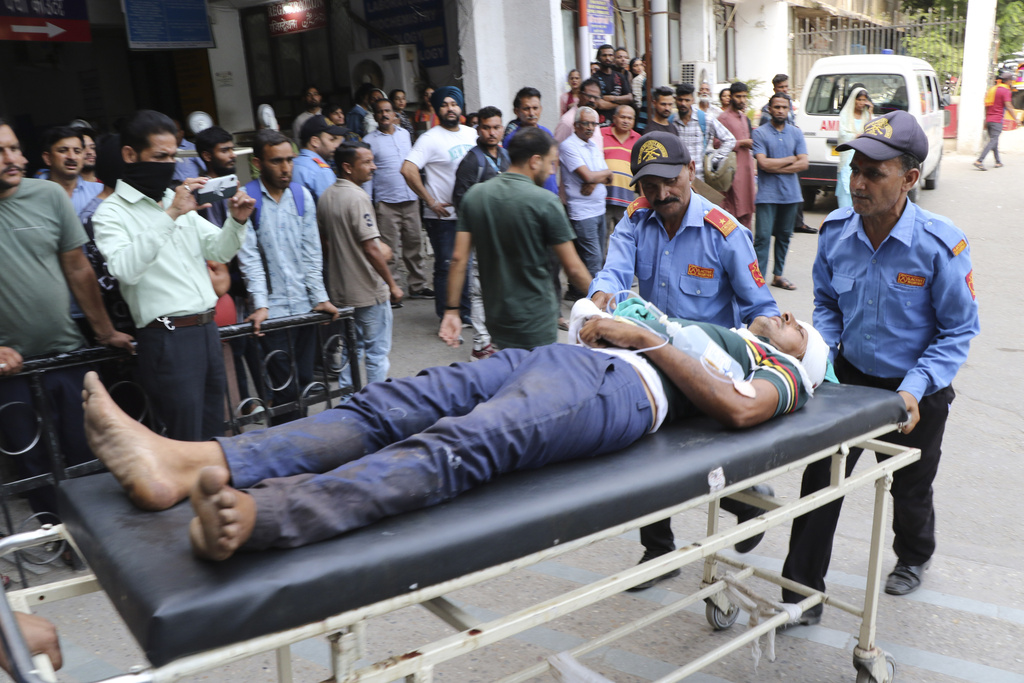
left=400, top=86, right=477, bottom=321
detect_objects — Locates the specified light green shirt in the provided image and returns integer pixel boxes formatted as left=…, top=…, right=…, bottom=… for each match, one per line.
left=93, top=180, right=247, bottom=327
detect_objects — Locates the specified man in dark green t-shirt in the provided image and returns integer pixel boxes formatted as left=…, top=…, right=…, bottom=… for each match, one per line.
left=440, top=127, right=592, bottom=350
left=0, top=120, right=134, bottom=515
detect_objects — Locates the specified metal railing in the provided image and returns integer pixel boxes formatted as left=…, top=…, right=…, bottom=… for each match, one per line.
left=0, top=310, right=359, bottom=586
left=792, top=7, right=968, bottom=96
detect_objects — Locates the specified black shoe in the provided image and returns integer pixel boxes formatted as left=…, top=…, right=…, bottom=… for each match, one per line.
left=408, top=287, right=435, bottom=299
left=732, top=484, right=774, bottom=554
left=625, top=551, right=682, bottom=592
left=794, top=224, right=819, bottom=234
left=884, top=559, right=930, bottom=595
left=777, top=603, right=822, bottom=629
left=391, top=301, right=403, bottom=309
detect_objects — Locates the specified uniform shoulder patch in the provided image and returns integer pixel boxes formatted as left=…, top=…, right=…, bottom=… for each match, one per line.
left=704, top=208, right=737, bottom=237
left=919, top=211, right=966, bottom=255
left=626, top=196, right=651, bottom=218
left=314, top=157, right=331, bottom=169
left=748, top=261, right=766, bottom=288
left=965, top=269, right=976, bottom=300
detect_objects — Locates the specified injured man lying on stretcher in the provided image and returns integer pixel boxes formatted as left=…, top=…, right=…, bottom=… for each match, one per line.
left=82, top=298, right=829, bottom=562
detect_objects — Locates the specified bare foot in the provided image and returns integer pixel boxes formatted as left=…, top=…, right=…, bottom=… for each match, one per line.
left=82, top=371, right=221, bottom=510
left=188, top=467, right=256, bottom=561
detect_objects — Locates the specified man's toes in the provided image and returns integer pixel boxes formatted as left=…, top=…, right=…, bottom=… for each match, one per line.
left=197, top=467, right=230, bottom=496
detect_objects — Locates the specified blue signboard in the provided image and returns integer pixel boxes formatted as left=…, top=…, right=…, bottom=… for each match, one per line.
left=124, top=0, right=214, bottom=50
left=363, top=0, right=447, bottom=68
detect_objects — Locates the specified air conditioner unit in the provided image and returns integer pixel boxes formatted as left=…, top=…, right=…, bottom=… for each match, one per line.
left=348, top=45, right=419, bottom=99
left=679, top=61, right=716, bottom=88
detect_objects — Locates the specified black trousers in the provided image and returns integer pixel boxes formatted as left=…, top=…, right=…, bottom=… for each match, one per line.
left=781, top=354, right=954, bottom=604
left=639, top=497, right=760, bottom=556
left=135, top=322, right=226, bottom=441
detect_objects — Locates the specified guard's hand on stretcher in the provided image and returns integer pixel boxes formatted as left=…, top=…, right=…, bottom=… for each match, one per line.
left=897, top=390, right=919, bottom=434
left=589, top=291, right=616, bottom=314
left=0, top=612, right=62, bottom=676
left=439, top=310, right=463, bottom=347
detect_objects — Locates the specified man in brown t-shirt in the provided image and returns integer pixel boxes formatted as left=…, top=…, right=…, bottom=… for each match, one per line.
left=317, top=142, right=403, bottom=390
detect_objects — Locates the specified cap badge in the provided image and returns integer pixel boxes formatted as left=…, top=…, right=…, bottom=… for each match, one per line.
left=637, top=139, right=668, bottom=163
left=864, top=118, right=894, bottom=139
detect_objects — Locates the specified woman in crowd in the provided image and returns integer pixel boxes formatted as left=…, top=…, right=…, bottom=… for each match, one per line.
left=560, top=69, right=582, bottom=115
left=836, top=85, right=872, bottom=207
left=719, top=88, right=731, bottom=110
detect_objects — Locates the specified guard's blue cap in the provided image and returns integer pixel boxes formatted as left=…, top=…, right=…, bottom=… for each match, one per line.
left=835, top=110, right=927, bottom=163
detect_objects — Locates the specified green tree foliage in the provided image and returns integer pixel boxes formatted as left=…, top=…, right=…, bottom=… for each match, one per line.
left=902, top=0, right=1024, bottom=61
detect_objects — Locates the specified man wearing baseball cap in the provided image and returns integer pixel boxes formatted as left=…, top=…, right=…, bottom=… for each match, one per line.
left=293, top=115, right=347, bottom=202
left=781, top=111, right=979, bottom=623
left=589, top=130, right=781, bottom=588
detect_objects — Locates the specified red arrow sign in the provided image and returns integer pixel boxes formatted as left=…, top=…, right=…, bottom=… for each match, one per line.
left=0, top=17, right=91, bottom=42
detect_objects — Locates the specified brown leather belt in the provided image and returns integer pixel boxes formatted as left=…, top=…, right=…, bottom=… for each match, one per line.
left=145, top=310, right=216, bottom=330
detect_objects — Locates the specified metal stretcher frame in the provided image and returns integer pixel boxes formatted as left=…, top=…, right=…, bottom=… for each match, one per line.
left=0, top=422, right=918, bottom=683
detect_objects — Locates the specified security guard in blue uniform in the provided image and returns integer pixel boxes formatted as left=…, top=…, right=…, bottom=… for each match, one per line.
left=589, top=131, right=782, bottom=589
left=782, top=111, right=979, bottom=622
left=293, top=116, right=346, bottom=202
left=591, top=131, right=779, bottom=328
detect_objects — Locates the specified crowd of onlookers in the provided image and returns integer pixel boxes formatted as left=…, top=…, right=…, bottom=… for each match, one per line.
left=0, top=41, right=813, bottom=528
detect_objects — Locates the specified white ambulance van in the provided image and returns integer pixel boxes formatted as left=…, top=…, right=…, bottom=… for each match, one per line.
left=796, top=54, right=945, bottom=206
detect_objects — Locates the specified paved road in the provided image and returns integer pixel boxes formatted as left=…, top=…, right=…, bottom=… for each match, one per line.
left=16, top=131, right=1024, bottom=682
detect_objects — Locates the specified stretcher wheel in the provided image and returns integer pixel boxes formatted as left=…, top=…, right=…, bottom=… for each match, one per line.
left=855, top=653, right=896, bottom=683
left=705, top=602, right=740, bottom=630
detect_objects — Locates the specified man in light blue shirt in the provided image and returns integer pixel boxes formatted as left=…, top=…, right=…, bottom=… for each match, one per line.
left=238, top=129, right=338, bottom=424
left=559, top=106, right=612, bottom=299
left=751, top=94, right=808, bottom=290
left=41, top=126, right=103, bottom=220
left=293, top=116, right=345, bottom=203
left=363, top=98, right=430, bottom=297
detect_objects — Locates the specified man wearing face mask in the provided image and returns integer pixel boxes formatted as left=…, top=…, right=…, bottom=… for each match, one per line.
left=93, top=110, right=256, bottom=442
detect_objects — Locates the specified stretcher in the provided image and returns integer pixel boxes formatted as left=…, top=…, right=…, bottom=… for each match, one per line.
left=0, top=382, right=915, bottom=683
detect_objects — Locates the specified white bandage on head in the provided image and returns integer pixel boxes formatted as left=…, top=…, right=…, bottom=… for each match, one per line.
left=797, top=320, right=829, bottom=388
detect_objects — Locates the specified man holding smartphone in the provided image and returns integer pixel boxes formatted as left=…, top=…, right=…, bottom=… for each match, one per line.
left=94, top=110, right=255, bottom=441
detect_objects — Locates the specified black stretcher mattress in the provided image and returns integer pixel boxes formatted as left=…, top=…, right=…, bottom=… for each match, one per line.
left=58, top=383, right=904, bottom=667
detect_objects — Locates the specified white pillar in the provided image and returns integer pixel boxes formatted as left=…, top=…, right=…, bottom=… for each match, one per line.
left=578, top=13, right=590, bottom=74
left=957, top=0, right=998, bottom=155
left=651, top=0, right=669, bottom=87
left=458, top=0, right=565, bottom=132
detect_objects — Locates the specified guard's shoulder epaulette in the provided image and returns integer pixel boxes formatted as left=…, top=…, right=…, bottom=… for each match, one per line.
left=626, top=196, right=651, bottom=218
left=704, top=207, right=737, bottom=237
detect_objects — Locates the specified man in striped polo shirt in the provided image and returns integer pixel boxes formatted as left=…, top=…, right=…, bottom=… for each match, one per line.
left=601, top=105, right=641, bottom=260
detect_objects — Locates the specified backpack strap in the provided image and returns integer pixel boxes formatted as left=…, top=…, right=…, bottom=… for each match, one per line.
left=243, top=179, right=273, bottom=296
left=470, top=146, right=488, bottom=184
left=696, top=109, right=709, bottom=152
left=289, top=182, right=305, bottom=217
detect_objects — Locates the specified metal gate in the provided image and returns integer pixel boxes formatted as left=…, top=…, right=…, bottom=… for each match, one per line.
left=792, top=8, right=968, bottom=96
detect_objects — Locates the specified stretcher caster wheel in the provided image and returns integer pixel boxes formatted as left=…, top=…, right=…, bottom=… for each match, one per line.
left=854, top=651, right=896, bottom=683
left=706, top=601, right=740, bottom=630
